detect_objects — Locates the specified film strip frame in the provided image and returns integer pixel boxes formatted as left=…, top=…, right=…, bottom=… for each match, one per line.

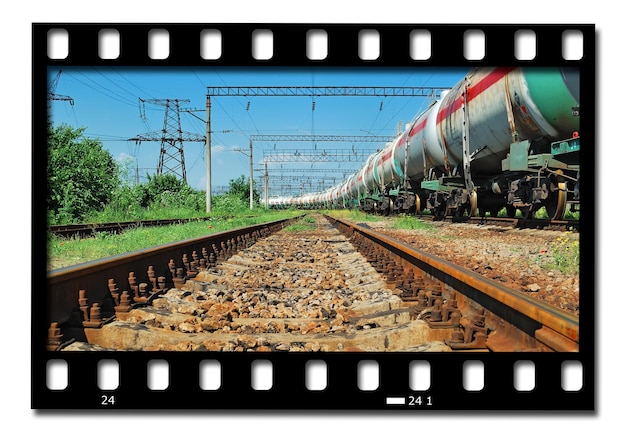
left=32, top=23, right=596, bottom=411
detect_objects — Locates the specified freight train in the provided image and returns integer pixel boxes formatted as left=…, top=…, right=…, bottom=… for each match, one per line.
left=268, top=67, right=580, bottom=220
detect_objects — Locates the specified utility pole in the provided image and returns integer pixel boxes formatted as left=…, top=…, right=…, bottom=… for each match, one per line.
left=206, top=96, right=212, bottom=212
left=178, top=97, right=213, bottom=213
left=249, top=139, right=254, bottom=211
left=264, top=161, right=269, bottom=209
left=233, top=140, right=254, bottom=211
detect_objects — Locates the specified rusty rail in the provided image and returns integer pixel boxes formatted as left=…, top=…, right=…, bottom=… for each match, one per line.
left=48, top=216, right=234, bottom=238
left=327, top=215, right=579, bottom=352
left=45, top=216, right=300, bottom=346
left=412, top=214, right=579, bottom=231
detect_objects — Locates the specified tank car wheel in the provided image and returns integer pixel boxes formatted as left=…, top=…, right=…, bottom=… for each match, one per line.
left=414, top=195, right=421, bottom=216
left=454, top=195, right=474, bottom=217
left=469, top=191, right=478, bottom=217
left=543, top=179, right=567, bottom=220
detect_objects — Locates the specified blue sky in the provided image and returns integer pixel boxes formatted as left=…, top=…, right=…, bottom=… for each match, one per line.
left=48, top=66, right=468, bottom=195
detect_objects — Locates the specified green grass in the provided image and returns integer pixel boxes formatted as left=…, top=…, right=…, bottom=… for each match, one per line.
left=283, top=215, right=318, bottom=232
left=47, top=210, right=300, bottom=270
left=325, top=209, right=383, bottom=223
left=83, top=205, right=207, bottom=224
left=389, top=214, right=436, bottom=231
left=496, top=206, right=580, bottom=219
left=545, top=235, right=580, bottom=274
left=284, top=223, right=313, bottom=232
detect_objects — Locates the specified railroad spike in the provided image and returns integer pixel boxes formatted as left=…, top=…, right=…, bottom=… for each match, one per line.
left=47, top=322, right=63, bottom=351
left=108, top=278, right=120, bottom=306
left=78, top=290, right=89, bottom=322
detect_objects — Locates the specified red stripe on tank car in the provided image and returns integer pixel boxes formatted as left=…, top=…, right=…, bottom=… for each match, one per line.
left=406, top=117, right=428, bottom=143
left=435, top=67, right=517, bottom=124
left=379, top=149, right=393, bottom=163
left=395, top=135, right=407, bottom=148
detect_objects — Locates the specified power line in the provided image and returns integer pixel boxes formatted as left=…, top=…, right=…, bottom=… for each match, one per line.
left=250, top=134, right=395, bottom=143
left=47, top=71, right=74, bottom=106
left=128, top=98, right=205, bottom=183
left=65, top=70, right=136, bottom=107
left=206, top=86, right=448, bottom=97
left=262, top=149, right=372, bottom=163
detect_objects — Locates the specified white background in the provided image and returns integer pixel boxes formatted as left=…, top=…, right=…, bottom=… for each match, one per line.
left=2, top=1, right=615, bottom=431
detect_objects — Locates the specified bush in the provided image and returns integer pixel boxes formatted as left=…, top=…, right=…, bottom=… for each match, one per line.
left=47, top=124, right=120, bottom=224
left=51, top=158, right=261, bottom=223
left=211, top=193, right=251, bottom=214
left=93, top=174, right=207, bottom=222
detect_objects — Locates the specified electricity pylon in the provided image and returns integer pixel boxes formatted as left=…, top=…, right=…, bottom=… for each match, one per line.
left=48, top=70, right=74, bottom=106
left=129, top=98, right=205, bottom=184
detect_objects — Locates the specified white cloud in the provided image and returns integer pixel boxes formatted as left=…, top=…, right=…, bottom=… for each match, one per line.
left=116, top=152, right=136, bottom=162
left=211, top=144, right=229, bottom=153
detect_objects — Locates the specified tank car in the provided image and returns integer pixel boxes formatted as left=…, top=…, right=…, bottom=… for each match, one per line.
left=405, top=66, right=579, bottom=219
left=286, top=67, right=580, bottom=220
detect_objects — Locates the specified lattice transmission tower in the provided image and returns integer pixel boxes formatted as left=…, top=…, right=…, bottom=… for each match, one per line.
left=48, top=70, right=74, bottom=105
left=129, top=98, right=205, bottom=183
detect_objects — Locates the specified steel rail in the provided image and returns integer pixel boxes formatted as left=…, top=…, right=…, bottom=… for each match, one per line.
left=329, top=216, right=579, bottom=351
left=45, top=216, right=300, bottom=343
left=49, top=217, right=216, bottom=238
left=411, top=214, right=580, bottom=231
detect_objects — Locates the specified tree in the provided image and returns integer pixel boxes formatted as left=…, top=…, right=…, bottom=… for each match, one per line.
left=228, top=175, right=260, bottom=204
left=47, top=124, right=120, bottom=223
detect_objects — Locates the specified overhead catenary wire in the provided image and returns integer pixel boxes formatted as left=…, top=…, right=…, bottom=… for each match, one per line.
left=51, top=68, right=463, bottom=195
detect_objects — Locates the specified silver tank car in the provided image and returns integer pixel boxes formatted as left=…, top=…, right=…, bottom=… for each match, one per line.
left=402, top=67, right=579, bottom=179
left=275, top=67, right=580, bottom=219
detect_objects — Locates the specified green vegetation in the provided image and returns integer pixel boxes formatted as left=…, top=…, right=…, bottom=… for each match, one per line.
left=93, top=173, right=206, bottom=223
left=325, top=209, right=383, bottom=223
left=546, top=235, right=580, bottom=274
left=46, top=125, right=264, bottom=225
left=497, top=206, right=579, bottom=220
left=48, top=210, right=300, bottom=270
left=389, top=214, right=436, bottom=231
left=284, top=215, right=318, bottom=232
left=284, top=223, right=312, bottom=232
left=47, top=124, right=120, bottom=224
left=46, top=124, right=294, bottom=270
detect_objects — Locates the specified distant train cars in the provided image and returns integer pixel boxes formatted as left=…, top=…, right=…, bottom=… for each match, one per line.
left=269, top=67, right=580, bottom=220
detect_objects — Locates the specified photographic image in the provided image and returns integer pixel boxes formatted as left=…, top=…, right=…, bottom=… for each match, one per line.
left=34, top=24, right=593, bottom=410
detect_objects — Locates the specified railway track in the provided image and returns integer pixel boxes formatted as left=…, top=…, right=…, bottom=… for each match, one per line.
left=45, top=216, right=299, bottom=346
left=49, top=217, right=216, bottom=238
left=48, top=213, right=579, bottom=240
left=45, top=213, right=578, bottom=353
left=329, top=216, right=579, bottom=352
left=410, top=214, right=580, bottom=231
